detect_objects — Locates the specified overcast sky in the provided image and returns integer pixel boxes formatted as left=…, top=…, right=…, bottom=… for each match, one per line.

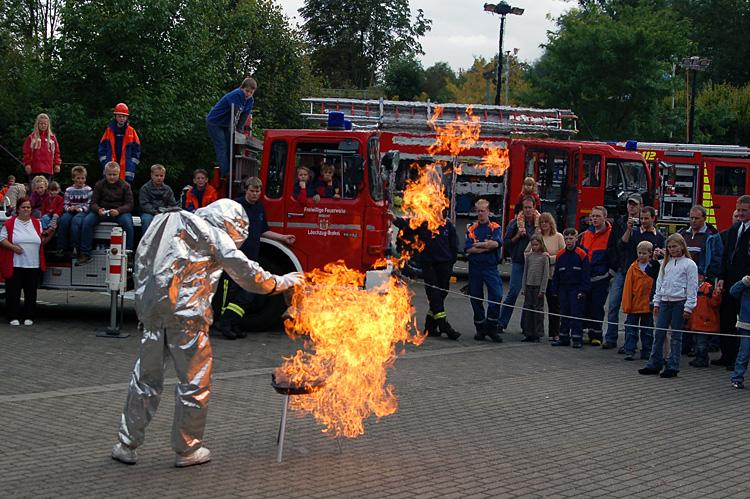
left=275, top=0, right=573, bottom=72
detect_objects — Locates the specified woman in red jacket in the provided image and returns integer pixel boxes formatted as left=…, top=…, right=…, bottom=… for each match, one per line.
left=22, top=113, right=61, bottom=184
left=0, top=197, right=47, bottom=326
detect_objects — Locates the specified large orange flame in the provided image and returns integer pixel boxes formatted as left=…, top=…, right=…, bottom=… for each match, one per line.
left=427, top=106, right=510, bottom=177
left=277, top=261, right=423, bottom=439
left=401, top=162, right=449, bottom=237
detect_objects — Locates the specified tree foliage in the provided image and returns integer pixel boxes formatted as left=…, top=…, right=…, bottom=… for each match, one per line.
left=383, top=56, right=424, bottom=101
left=0, top=0, right=313, bottom=188
left=521, top=0, right=691, bottom=141
left=299, top=0, right=431, bottom=89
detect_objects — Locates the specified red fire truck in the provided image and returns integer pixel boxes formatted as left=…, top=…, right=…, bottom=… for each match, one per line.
left=302, top=98, right=653, bottom=241
left=617, top=141, right=750, bottom=233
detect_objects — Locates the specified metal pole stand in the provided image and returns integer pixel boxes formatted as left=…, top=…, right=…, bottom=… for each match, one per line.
left=97, top=290, right=129, bottom=338
left=276, top=394, right=290, bottom=463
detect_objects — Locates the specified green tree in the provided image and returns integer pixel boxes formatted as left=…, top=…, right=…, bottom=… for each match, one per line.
left=693, top=82, right=750, bottom=146
left=423, top=62, right=457, bottom=103
left=521, top=0, right=691, bottom=141
left=299, top=0, right=431, bottom=89
left=49, top=0, right=313, bottom=187
left=383, top=56, right=424, bottom=101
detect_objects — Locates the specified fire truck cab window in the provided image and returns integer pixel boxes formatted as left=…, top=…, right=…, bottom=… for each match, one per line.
left=581, top=154, right=601, bottom=187
left=368, top=138, right=382, bottom=201
left=525, top=148, right=568, bottom=213
left=265, top=140, right=288, bottom=199
left=621, top=161, right=648, bottom=192
left=715, top=165, right=746, bottom=196
left=294, top=142, right=363, bottom=200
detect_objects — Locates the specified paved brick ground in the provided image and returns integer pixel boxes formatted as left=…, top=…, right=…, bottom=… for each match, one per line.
left=2, top=277, right=749, bottom=498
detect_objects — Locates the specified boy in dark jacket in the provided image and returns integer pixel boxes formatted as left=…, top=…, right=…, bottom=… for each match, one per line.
left=551, top=228, right=591, bottom=348
left=77, top=162, right=134, bottom=265
left=139, top=164, right=178, bottom=235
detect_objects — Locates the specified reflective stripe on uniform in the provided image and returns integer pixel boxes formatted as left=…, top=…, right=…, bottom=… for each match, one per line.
left=225, top=302, right=245, bottom=317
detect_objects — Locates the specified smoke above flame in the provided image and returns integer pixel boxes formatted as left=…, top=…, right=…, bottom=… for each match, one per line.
left=276, top=261, right=423, bottom=439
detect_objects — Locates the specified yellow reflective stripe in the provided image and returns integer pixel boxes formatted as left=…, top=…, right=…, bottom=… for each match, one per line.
left=225, top=303, right=245, bottom=317
left=220, top=279, right=229, bottom=312
left=427, top=310, right=435, bottom=318
left=434, top=312, right=446, bottom=319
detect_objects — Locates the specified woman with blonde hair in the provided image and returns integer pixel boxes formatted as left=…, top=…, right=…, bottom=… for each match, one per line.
left=22, top=113, right=61, bottom=184
left=525, top=212, right=565, bottom=340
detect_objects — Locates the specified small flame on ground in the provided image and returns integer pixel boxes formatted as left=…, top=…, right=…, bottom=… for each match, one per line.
left=277, top=261, right=423, bottom=439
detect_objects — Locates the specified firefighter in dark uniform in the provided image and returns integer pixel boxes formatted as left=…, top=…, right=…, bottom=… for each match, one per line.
left=390, top=211, right=461, bottom=340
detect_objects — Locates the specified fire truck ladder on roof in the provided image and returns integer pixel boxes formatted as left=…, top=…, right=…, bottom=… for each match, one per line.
left=618, top=141, right=750, bottom=158
left=302, top=97, right=578, bottom=137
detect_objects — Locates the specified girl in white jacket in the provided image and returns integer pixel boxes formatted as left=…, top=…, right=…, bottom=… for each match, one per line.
left=638, top=233, right=698, bottom=378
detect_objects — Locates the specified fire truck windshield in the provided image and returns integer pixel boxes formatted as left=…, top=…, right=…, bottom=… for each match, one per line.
left=621, top=160, right=648, bottom=191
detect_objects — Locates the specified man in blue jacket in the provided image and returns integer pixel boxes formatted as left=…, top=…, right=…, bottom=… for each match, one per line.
left=206, top=78, right=256, bottom=177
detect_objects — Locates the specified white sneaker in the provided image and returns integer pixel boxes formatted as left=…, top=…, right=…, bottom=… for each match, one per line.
left=23, top=320, right=33, bottom=326
left=174, top=447, right=211, bottom=467
left=112, top=443, right=137, bottom=464
left=9, top=320, right=20, bottom=326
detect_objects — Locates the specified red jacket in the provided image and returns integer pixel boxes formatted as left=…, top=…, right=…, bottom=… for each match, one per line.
left=185, top=184, right=218, bottom=212
left=687, top=281, right=722, bottom=332
left=23, top=131, right=61, bottom=175
left=0, top=217, right=46, bottom=279
left=41, top=195, right=64, bottom=217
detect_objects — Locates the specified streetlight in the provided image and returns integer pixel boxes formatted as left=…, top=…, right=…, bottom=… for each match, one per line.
left=680, top=56, right=711, bottom=143
left=484, top=2, right=523, bottom=106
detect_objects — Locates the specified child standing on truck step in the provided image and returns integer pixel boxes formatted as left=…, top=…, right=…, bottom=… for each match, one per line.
left=638, top=233, right=698, bottom=378
left=185, top=169, right=218, bottom=212
left=55, top=166, right=92, bottom=259
left=521, top=234, right=549, bottom=343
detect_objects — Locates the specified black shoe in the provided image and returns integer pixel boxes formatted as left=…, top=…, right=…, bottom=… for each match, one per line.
left=617, top=346, right=626, bottom=355
left=496, top=325, right=505, bottom=334
left=732, top=381, right=745, bottom=389
left=233, top=327, right=248, bottom=339
left=54, top=248, right=67, bottom=258
left=521, top=336, right=535, bottom=343
left=551, top=339, right=570, bottom=346
left=487, top=331, right=503, bottom=343
left=445, top=329, right=461, bottom=341
left=75, top=254, right=91, bottom=266
left=474, top=332, right=486, bottom=341
left=711, top=359, right=732, bottom=366
left=572, top=342, right=583, bottom=349
left=531, top=337, right=540, bottom=343
left=638, top=367, right=661, bottom=375
left=660, top=369, right=678, bottom=378
left=215, top=322, right=236, bottom=340
left=602, top=341, right=617, bottom=350
left=425, top=329, right=441, bottom=337
left=624, top=354, right=634, bottom=361
left=689, top=359, right=709, bottom=367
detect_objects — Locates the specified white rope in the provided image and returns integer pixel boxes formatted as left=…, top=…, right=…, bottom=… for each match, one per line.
left=414, top=278, right=745, bottom=339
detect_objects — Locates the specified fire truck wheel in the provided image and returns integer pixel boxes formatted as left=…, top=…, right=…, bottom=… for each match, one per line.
left=238, top=255, right=289, bottom=332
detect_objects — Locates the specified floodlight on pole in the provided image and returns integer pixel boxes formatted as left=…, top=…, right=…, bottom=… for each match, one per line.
left=680, top=56, right=711, bottom=143
left=484, top=2, right=524, bottom=106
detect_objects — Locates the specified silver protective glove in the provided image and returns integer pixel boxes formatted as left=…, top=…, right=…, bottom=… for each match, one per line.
left=272, top=272, right=306, bottom=294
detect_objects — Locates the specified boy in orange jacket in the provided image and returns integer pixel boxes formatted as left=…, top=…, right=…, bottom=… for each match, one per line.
left=622, top=241, right=656, bottom=360
left=688, top=268, right=722, bottom=368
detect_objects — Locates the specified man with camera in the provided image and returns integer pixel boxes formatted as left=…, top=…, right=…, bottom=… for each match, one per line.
left=603, top=194, right=643, bottom=349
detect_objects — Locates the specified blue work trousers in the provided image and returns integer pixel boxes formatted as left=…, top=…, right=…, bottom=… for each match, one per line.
left=583, top=277, right=610, bottom=340
left=207, top=121, right=231, bottom=177
left=731, top=329, right=750, bottom=383
left=81, top=212, right=134, bottom=255
left=468, top=263, right=503, bottom=331
left=56, top=211, right=86, bottom=249
left=558, top=287, right=584, bottom=342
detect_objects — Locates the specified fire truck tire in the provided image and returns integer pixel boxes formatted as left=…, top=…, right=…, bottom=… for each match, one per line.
left=238, top=255, right=289, bottom=332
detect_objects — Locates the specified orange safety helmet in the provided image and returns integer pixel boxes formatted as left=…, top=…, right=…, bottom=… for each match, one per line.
left=114, top=103, right=129, bottom=116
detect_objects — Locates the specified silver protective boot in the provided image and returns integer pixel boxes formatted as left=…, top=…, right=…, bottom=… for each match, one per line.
left=112, top=443, right=137, bottom=464
left=175, top=447, right=211, bottom=467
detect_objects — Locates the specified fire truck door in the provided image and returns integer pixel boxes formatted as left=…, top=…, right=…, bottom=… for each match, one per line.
left=568, top=152, right=580, bottom=229
left=712, top=162, right=747, bottom=229
left=576, top=153, right=604, bottom=228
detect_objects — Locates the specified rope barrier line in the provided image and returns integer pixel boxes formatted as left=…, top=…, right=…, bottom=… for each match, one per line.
left=412, top=279, right=745, bottom=339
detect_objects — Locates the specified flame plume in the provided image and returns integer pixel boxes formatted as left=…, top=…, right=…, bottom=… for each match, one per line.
left=401, top=162, right=449, bottom=236
left=277, top=261, right=424, bottom=439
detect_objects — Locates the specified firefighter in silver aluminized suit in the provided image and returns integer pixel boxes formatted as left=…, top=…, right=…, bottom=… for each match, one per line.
left=111, top=199, right=304, bottom=467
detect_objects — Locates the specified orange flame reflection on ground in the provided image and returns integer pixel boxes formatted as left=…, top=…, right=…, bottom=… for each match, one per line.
left=277, top=261, right=424, bottom=439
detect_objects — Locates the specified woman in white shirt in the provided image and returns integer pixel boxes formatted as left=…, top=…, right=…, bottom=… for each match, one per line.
left=0, top=197, right=46, bottom=326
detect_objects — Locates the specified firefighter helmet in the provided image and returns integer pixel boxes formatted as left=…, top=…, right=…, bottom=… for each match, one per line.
left=114, top=103, right=129, bottom=116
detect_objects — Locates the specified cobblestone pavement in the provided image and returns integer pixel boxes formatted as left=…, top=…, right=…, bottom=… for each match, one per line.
left=2, top=277, right=749, bottom=498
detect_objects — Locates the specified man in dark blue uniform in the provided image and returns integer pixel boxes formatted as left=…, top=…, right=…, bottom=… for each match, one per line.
left=213, top=176, right=295, bottom=339
left=465, top=199, right=504, bottom=342
left=391, top=211, right=460, bottom=340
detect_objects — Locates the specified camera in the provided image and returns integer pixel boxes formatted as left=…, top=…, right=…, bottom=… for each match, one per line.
left=632, top=217, right=641, bottom=227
